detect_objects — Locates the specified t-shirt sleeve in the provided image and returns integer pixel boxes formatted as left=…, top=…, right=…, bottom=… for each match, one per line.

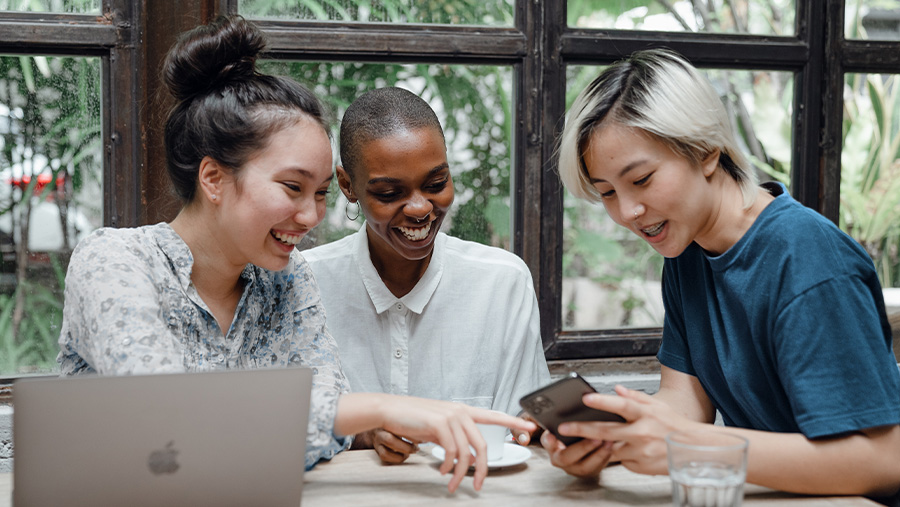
left=773, top=276, right=900, bottom=438
left=657, top=260, right=696, bottom=377
left=57, top=231, right=187, bottom=375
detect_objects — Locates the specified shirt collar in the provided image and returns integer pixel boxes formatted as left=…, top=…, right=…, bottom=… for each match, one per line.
left=352, top=224, right=445, bottom=315
left=154, top=222, right=195, bottom=291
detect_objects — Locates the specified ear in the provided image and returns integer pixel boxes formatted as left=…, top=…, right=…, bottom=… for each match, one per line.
left=336, top=166, right=355, bottom=202
left=197, top=156, right=227, bottom=204
left=701, top=149, right=721, bottom=179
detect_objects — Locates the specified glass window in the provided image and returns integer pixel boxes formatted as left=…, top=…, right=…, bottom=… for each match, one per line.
left=256, top=61, right=513, bottom=250
left=842, top=73, right=900, bottom=289
left=561, top=65, right=793, bottom=331
left=239, top=0, right=514, bottom=26
left=0, top=55, right=102, bottom=375
left=846, top=0, right=900, bottom=40
left=567, top=0, right=796, bottom=36
left=0, top=0, right=100, bottom=13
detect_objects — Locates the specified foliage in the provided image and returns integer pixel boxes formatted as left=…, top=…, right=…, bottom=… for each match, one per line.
left=841, top=75, right=900, bottom=288
left=0, top=50, right=101, bottom=375
left=0, top=256, right=65, bottom=374
left=242, top=0, right=513, bottom=25
left=0, top=0, right=98, bottom=13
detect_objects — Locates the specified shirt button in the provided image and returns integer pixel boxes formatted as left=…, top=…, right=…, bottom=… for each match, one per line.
left=394, top=349, right=403, bottom=359
left=395, top=303, right=403, bottom=311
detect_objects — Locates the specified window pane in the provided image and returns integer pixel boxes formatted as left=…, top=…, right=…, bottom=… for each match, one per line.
left=842, top=73, right=900, bottom=289
left=0, top=55, right=102, bottom=375
left=562, top=65, right=793, bottom=331
left=240, top=0, right=514, bottom=26
left=568, top=0, right=796, bottom=36
left=257, top=62, right=513, bottom=250
left=847, top=0, right=900, bottom=40
left=0, top=0, right=99, bottom=14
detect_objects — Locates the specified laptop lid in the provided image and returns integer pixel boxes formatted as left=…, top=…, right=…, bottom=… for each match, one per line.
left=13, top=367, right=311, bottom=507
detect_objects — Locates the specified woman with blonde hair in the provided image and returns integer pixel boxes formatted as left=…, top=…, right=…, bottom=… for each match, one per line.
left=547, top=49, right=900, bottom=505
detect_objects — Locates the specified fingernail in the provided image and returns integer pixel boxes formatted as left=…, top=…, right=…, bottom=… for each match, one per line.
left=517, top=433, right=529, bottom=444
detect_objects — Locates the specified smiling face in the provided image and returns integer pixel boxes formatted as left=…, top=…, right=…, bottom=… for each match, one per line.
left=341, top=126, right=453, bottom=267
left=583, top=122, right=719, bottom=258
left=217, top=118, right=333, bottom=271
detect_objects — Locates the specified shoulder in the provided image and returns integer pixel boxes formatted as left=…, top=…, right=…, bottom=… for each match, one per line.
left=441, top=235, right=533, bottom=283
left=69, top=224, right=165, bottom=273
left=760, top=195, right=871, bottom=270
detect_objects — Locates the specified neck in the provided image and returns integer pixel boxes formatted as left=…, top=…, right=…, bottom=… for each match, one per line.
left=695, top=176, right=774, bottom=256
left=170, top=205, right=245, bottom=300
left=365, top=227, right=432, bottom=298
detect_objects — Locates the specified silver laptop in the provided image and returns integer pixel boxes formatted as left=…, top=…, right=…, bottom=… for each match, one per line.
left=13, top=367, right=312, bottom=507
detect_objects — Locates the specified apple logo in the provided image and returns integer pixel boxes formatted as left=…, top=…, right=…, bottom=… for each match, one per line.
left=147, top=441, right=180, bottom=475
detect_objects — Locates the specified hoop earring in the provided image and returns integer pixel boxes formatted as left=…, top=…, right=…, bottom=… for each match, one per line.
left=345, top=201, right=361, bottom=221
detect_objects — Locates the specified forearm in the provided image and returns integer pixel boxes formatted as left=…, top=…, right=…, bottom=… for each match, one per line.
left=334, top=392, right=389, bottom=438
left=706, top=424, right=900, bottom=496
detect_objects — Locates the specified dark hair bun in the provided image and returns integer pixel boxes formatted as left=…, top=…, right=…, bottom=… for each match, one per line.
left=162, top=15, right=266, bottom=102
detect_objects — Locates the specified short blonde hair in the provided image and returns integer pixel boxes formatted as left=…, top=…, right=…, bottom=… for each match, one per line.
left=558, top=49, right=758, bottom=208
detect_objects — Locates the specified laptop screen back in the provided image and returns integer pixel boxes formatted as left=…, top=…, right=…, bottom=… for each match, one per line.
left=13, top=368, right=311, bottom=507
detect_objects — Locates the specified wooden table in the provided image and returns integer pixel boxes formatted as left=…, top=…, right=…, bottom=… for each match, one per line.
left=0, top=446, right=880, bottom=506
left=300, top=445, right=878, bottom=506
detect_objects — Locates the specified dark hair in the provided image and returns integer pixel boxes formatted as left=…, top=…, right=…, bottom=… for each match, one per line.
left=162, top=15, right=331, bottom=202
left=339, top=87, right=444, bottom=179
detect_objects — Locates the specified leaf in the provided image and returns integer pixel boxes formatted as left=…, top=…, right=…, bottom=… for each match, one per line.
left=19, top=55, right=35, bottom=93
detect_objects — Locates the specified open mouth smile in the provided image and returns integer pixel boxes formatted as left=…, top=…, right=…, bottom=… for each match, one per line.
left=640, top=221, right=666, bottom=237
left=397, top=221, right=432, bottom=241
left=271, top=230, right=303, bottom=246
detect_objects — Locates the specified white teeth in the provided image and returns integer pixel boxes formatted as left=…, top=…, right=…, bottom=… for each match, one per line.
left=272, top=231, right=302, bottom=245
left=398, top=222, right=431, bottom=241
left=642, top=222, right=665, bottom=237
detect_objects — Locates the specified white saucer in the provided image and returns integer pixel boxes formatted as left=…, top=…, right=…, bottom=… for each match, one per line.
left=430, top=443, right=532, bottom=469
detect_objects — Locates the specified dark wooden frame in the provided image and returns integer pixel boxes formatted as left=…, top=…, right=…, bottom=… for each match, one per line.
left=3, top=0, right=898, bottom=370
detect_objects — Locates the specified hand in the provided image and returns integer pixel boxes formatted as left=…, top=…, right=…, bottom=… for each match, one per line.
left=372, top=428, right=419, bottom=464
left=555, top=385, right=699, bottom=476
left=377, top=396, right=537, bottom=493
left=511, top=413, right=544, bottom=446
left=540, top=430, right=615, bottom=479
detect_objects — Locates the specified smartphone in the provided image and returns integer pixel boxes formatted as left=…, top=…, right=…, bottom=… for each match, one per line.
left=519, top=372, right=625, bottom=446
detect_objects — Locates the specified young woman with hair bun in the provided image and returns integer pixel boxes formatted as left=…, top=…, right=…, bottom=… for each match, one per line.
left=57, top=15, right=533, bottom=493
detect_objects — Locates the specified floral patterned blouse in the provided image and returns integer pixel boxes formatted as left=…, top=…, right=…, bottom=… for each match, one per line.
left=57, top=223, right=350, bottom=469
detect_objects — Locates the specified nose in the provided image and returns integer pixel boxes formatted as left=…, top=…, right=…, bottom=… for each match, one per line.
left=293, top=197, right=323, bottom=229
left=404, top=192, right=433, bottom=220
left=617, top=197, right=644, bottom=222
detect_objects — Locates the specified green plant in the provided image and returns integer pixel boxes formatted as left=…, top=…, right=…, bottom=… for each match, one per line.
left=841, top=73, right=900, bottom=288
left=0, top=49, right=101, bottom=375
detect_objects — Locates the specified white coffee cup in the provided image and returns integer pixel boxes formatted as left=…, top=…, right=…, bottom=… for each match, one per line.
left=475, top=423, right=507, bottom=462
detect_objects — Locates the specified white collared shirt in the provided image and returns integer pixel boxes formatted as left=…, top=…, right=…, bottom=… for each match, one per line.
left=301, top=225, right=550, bottom=414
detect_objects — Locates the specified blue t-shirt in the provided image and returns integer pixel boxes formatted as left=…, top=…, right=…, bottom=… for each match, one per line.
left=658, top=183, right=900, bottom=439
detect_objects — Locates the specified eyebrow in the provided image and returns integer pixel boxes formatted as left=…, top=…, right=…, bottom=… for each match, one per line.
left=588, top=160, right=647, bottom=184
left=366, top=163, right=450, bottom=185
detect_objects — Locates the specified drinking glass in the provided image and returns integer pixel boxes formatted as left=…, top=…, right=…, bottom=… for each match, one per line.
left=665, top=430, right=749, bottom=507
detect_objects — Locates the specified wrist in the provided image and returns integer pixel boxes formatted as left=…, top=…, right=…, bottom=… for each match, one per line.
left=335, top=392, right=390, bottom=437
